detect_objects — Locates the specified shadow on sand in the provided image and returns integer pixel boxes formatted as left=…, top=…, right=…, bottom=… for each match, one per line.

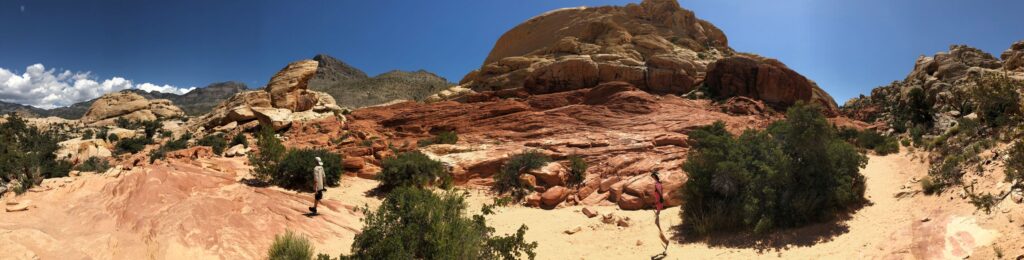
left=669, top=200, right=872, bottom=253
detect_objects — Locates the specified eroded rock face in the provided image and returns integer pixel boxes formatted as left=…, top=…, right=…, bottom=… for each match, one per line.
left=283, top=82, right=784, bottom=209
left=460, top=0, right=731, bottom=95
left=704, top=55, right=839, bottom=114
left=1003, top=40, right=1024, bottom=72
left=191, top=60, right=342, bottom=133
left=81, top=92, right=185, bottom=126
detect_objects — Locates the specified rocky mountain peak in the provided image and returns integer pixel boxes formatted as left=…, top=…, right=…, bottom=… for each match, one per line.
left=313, top=54, right=369, bottom=81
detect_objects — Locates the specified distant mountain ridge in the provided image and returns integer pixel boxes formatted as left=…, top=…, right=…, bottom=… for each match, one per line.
left=307, top=54, right=453, bottom=108
left=0, top=81, right=247, bottom=119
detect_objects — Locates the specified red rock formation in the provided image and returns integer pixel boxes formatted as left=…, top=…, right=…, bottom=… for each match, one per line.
left=704, top=55, right=839, bottom=114
left=283, top=82, right=785, bottom=209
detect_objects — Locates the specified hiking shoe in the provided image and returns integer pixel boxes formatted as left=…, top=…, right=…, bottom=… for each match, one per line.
left=309, top=207, right=317, bottom=214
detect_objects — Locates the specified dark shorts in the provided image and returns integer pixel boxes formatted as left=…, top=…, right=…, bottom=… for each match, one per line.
left=315, top=190, right=323, bottom=201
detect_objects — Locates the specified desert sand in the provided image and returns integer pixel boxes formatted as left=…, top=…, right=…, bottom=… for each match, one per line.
left=2, top=149, right=1021, bottom=259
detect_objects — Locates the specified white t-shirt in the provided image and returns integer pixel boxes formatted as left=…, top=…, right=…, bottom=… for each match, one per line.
left=313, top=165, right=325, bottom=191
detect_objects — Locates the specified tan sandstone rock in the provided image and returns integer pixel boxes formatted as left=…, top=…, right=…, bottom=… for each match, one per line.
left=81, top=92, right=185, bottom=126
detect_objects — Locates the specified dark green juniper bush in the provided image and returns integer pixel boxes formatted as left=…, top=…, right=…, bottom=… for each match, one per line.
left=680, top=102, right=867, bottom=235
left=494, top=150, right=551, bottom=200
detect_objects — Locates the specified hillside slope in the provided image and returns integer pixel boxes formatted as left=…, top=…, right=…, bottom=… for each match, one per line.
left=307, top=54, right=452, bottom=108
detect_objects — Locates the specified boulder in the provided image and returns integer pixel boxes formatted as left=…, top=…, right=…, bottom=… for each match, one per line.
left=266, top=60, right=319, bottom=111
left=529, top=162, right=566, bottom=187
left=705, top=55, right=838, bottom=115
left=224, top=144, right=248, bottom=157
left=342, top=157, right=366, bottom=170
left=525, top=192, right=542, bottom=207
left=5, top=202, right=29, bottom=212
left=617, top=193, right=645, bottom=210
left=251, top=107, right=293, bottom=131
left=519, top=174, right=537, bottom=188
left=582, top=207, right=598, bottom=218
left=564, top=226, right=583, bottom=235
left=541, top=186, right=570, bottom=207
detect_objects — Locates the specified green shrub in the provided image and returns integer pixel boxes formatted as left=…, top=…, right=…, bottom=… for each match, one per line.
left=273, top=148, right=343, bottom=191
left=344, top=187, right=537, bottom=259
left=417, top=131, right=458, bottom=147
left=1005, top=142, right=1024, bottom=186
left=141, top=120, right=162, bottom=139
left=909, top=124, right=926, bottom=146
left=96, top=128, right=109, bottom=141
left=82, top=129, right=94, bottom=140
left=494, top=151, right=550, bottom=200
left=566, top=155, right=587, bottom=188
left=837, top=127, right=899, bottom=155
left=107, top=133, right=120, bottom=142
left=681, top=103, right=867, bottom=235
left=0, top=113, right=71, bottom=192
left=115, top=117, right=135, bottom=129
left=75, top=157, right=110, bottom=172
left=920, top=176, right=942, bottom=195
left=198, top=134, right=228, bottom=155
left=149, top=132, right=192, bottom=163
left=231, top=132, right=249, bottom=148
left=873, top=138, right=900, bottom=155
left=970, top=74, right=1022, bottom=127
left=250, top=126, right=287, bottom=184
left=114, top=136, right=152, bottom=155
left=268, top=230, right=315, bottom=260
left=376, top=151, right=451, bottom=193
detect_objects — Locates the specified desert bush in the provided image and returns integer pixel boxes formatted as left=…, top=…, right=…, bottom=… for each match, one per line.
left=107, top=133, right=120, bottom=142
left=970, top=73, right=1022, bottom=127
left=566, top=155, right=587, bottom=188
left=681, top=102, right=868, bottom=235
left=376, top=151, right=450, bottom=193
left=231, top=132, right=248, bottom=148
left=268, top=230, right=315, bottom=260
left=250, top=126, right=287, bottom=184
left=198, top=134, right=228, bottom=155
left=114, top=136, right=152, bottom=155
left=494, top=151, right=550, bottom=200
left=837, top=128, right=899, bottom=155
left=343, top=187, right=537, bottom=259
left=1005, top=142, right=1024, bottom=186
left=115, top=117, right=135, bottom=129
left=0, top=113, right=71, bottom=193
left=273, top=148, right=342, bottom=191
left=417, top=131, right=458, bottom=147
left=82, top=129, right=94, bottom=140
left=141, top=120, right=162, bottom=139
left=920, top=176, right=942, bottom=195
left=149, top=132, right=192, bottom=163
left=75, top=157, right=110, bottom=172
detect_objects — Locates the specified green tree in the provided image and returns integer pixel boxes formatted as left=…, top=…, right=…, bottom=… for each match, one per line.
left=566, top=155, right=587, bottom=188
left=250, top=126, right=286, bottom=184
left=198, top=134, right=228, bottom=155
left=274, top=148, right=343, bottom=191
left=231, top=132, right=249, bottom=148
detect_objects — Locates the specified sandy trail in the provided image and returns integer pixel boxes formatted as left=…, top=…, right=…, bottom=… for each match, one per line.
left=467, top=150, right=1020, bottom=259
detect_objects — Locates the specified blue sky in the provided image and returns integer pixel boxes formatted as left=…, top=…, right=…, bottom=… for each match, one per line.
left=2, top=0, right=1023, bottom=108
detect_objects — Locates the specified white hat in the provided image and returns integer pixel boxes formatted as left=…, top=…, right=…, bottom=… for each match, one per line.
left=315, top=157, right=323, bottom=166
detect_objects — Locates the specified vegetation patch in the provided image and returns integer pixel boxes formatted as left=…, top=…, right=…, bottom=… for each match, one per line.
left=340, top=187, right=537, bottom=259
left=494, top=150, right=551, bottom=200
left=680, top=103, right=868, bottom=235
left=0, top=113, right=72, bottom=193
left=417, top=131, right=458, bottom=147
left=376, top=151, right=451, bottom=193
left=198, top=133, right=228, bottom=155
left=267, top=230, right=315, bottom=260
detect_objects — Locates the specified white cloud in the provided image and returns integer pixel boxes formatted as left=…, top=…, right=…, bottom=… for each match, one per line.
left=0, top=63, right=195, bottom=109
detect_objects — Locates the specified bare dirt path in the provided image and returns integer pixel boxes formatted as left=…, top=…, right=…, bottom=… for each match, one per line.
left=469, top=149, right=1019, bottom=259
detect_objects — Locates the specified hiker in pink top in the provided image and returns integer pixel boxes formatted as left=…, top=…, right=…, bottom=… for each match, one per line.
left=651, top=171, right=669, bottom=256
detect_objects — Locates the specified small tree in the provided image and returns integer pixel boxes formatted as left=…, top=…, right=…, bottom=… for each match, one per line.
left=268, top=230, right=315, bottom=260
left=376, top=151, right=451, bottom=193
left=970, top=73, right=1022, bottom=126
left=75, top=157, right=110, bottom=172
left=141, top=120, right=162, bottom=139
left=566, top=155, right=587, bottom=188
left=82, top=129, right=94, bottom=140
left=250, top=126, right=286, bottom=183
left=418, top=131, right=459, bottom=147
left=115, top=136, right=152, bottom=155
left=494, top=151, right=550, bottom=200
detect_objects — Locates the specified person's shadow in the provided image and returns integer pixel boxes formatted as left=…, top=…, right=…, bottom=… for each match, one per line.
left=303, top=212, right=319, bottom=218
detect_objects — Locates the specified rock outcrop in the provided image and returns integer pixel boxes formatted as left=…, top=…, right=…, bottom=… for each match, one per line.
left=1003, top=40, right=1024, bottom=72
left=56, top=138, right=112, bottom=163
left=705, top=55, right=839, bottom=114
left=80, top=91, right=185, bottom=126
left=283, top=81, right=778, bottom=209
left=307, top=54, right=453, bottom=108
left=461, top=0, right=729, bottom=96
left=192, top=60, right=343, bottom=132
left=842, top=42, right=1023, bottom=131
